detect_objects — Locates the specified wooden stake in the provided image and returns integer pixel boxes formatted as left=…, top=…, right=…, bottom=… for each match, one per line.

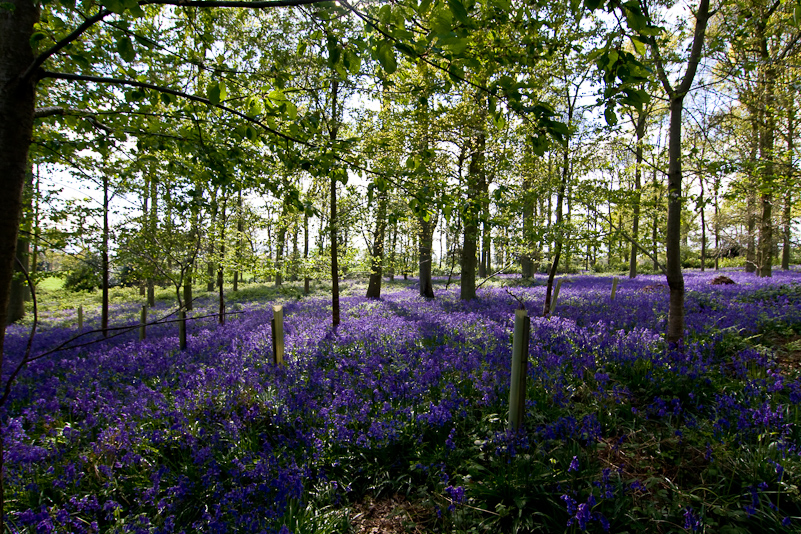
left=551, top=279, right=563, bottom=313
left=179, top=308, right=187, bottom=350
left=611, top=276, right=619, bottom=301
left=508, top=308, right=530, bottom=432
left=78, top=305, right=83, bottom=329
left=139, top=305, right=146, bottom=341
left=272, top=304, right=285, bottom=365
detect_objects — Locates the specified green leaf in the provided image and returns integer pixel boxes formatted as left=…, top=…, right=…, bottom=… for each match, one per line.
left=630, top=36, right=646, bottom=56
left=297, top=40, right=307, bottom=56
left=604, top=106, right=618, bottom=126
left=430, top=4, right=453, bottom=34
left=117, top=36, right=135, bottom=62
left=160, top=93, right=173, bottom=105
left=344, top=49, right=361, bottom=75
left=795, top=5, right=801, bottom=27
left=376, top=40, right=397, bottom=74
left=207, top=82, right=225, bottom=106
left=584, top=0, right=603, bottom=11
left=30, top=32, right=47, bottom=47
left=447, top=0, right=469, bottom=25
left=102, top=0, right=126, bottom=14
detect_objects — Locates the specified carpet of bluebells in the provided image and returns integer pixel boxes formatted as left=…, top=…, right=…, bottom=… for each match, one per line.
left=5, top=269, right=801, bottom=533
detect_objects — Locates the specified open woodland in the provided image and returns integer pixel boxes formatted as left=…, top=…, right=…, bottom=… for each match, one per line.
left=2, top=0, right=801, bottom=532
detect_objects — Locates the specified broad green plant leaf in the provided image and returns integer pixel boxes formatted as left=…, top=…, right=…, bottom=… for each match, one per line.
left=117, top=36, right=135, bottom=62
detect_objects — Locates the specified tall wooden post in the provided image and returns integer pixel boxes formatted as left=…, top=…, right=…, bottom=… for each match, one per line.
left=77, top=305, right=83, bottom=330
left=611, top=277, right=619, bottom=301
left=508, top=308, right=530, bottom=432
left=271, top=304, right=285, bottom=365
left=139, top=305, right=146, bottom=341
left=551, top=279, right=563, bottom=314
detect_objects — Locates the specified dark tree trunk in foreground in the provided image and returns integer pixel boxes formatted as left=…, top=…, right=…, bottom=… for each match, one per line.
left=0, top=1, right=39, bottom=529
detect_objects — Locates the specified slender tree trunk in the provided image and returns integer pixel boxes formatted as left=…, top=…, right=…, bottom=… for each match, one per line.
left=275, top=224, right=286, bottom=287
left=746, top=115, right=759, bottom=273
left=388, top=220, right=397, bottom=282
left=304, top=211, right=310, bottom=294
left=521, top=173, right=534, bottom=277
left=233, top=188, right=243, bottom=291
left=218, top=199, right=227, bottom=325
left=649, top=0, right=710, bottom=345
left=367, top=190, right=388, bottom=299
left=543, top=147, right=569, bottom=316
left=665, top=96, right=687, bottom=346
left=329, top=77, right=341, bottom=326
left=148, top=174, right=158, bottom=305
left=782, top=90, right=794, bottom=269
left=102, top=172, right=110, bottom=338
left=629, top=112, right=646, bottom=278
left=700, top=180, right=706, bottom=271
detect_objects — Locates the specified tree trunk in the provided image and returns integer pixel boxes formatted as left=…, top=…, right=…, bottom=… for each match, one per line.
left=303, top=211, right=310, bottom=294
left=543, top=145, right=569, bottom=317
left=757, top=27, right=776, bottom=278
left=218, top=200, right=227, bottom=325
left=329, top=77, right=341, bottom=326
left=7, top=168, right=32, bottom=323
left=419, top=214, right=435, bottom=298
left=461, top=133, right=485, bottom=301
left=366, top=190, right=388, bottom=299
left=275, top=224, right=286, bottom=287
left=0, top=6, right=39, bottom=530
left=629, top=112, right=646, bottom=278
left=521, top=173, right=534, bottom=278
left=148, top=173, right=158, bottom=305
left=388, top=220, right=397, bottom=281
left=233, top=187, right=243, bottom=291
left=782, top=85, right=794, bottom=270
left=665, top=96, right=687, bottom=345
left=102, top=172, right=110, bottom=338
left=746, top=115, right=759, bottom=273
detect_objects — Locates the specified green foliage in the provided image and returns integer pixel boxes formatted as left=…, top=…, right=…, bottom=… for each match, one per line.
left=62, top=252, right=101, bottom=292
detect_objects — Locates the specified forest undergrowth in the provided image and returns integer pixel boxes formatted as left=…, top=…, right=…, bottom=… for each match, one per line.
left=5, top=269, right=801, bottom=533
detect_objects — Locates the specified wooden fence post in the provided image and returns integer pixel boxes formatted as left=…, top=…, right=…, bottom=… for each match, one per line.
left=179, top=308, right=187, bottom=350
left=271, top=304, right=285, bottom=365
left=551, top=279, right=563, bottom=313
left=78, top=305, right=83, bottom=329
left=611, top=276, right=619, bottom=301
left=139, top=305, right=147, bottom=341
left=508, top=308, right=531, bottom=432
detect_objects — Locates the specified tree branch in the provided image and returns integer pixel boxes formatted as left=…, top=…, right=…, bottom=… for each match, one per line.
left=23, top=9, right=112, bottom=83
left=39, top=70, right=314, bottom=147
left=141, top=0, right=327, bottom=7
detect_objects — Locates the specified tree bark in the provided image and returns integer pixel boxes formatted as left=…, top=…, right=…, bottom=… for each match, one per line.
left=757, top=18, right=776, bottom=278
left=648, top=0, right=710, bottom=345
left=419, top=214, right=435, bottom=298
left=461, top=132, right=485, bottom=300
left=629, top=111, right=646, bottom=278
left=0, top=5, right=39, bottom=529
left=102, top=172, right=109, bottom=337
left=148, top=173, right=158, bottom=305
left=521, top=173, right=534, bottom=278
left=7, top=168, right=32, bottom=323
left=782, top=83, right=794, bottom=270
left=366, top=190, right=387, bottom=299
left=329, top=77, right=341, bottom=326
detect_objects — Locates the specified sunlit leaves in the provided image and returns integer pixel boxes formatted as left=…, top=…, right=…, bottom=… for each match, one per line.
left=207, top=81, right=226, bottom=106
left=375, top=40, right=397, bottom=74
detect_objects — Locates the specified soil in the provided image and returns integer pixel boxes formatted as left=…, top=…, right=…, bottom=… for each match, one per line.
left=350, top=494, right=434, bottom=534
